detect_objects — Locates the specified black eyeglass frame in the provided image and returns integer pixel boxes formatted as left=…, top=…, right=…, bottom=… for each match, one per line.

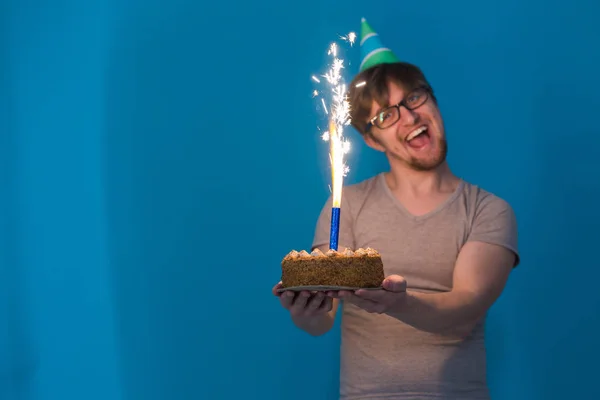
left=365, top=86, right=431, bottom=133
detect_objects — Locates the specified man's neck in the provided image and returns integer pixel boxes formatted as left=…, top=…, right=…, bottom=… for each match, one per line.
left=385, top=161, right=460, bottom=198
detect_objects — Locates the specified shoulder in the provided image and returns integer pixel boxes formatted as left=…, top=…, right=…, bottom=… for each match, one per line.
left=461, top=181, right=520, bottom=265
left=461, top=181, right=515, bottom=218
left=344, top=174, right=380, bottom=195
left=315, top=173, right=381, bottom=218
left=340, top=173, right=382, bottom=210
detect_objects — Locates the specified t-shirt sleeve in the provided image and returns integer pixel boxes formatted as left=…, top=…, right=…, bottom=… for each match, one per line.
left=467, top=194, right=520, bottom=267
left=311, top=194, right=356, bottom=251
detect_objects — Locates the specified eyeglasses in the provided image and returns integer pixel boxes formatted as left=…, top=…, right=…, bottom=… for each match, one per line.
left=365, top=87, right=430, bottom=132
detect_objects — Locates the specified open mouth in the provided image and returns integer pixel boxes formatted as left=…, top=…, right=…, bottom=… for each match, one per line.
left=405, top=126, right=430, bottom=149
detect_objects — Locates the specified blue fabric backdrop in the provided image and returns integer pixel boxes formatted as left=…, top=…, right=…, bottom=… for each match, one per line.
left=1, top=0, right=599, bottom=399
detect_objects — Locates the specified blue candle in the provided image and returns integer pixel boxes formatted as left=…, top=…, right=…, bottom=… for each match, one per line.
left=330, top=206, right=340, bottom=251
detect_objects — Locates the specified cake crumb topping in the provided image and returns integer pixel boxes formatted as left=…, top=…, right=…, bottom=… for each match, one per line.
left=284, top=247, right=380, bottom=260
left=311, top=248, right=326, bottom=257
left=298, top=250, right=310, bottom=257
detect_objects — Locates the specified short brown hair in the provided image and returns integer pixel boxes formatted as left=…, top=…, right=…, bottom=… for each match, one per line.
left=348, top=62, right=437, bottom=135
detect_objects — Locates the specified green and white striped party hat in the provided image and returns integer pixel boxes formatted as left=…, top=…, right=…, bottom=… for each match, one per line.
left=359, top=18, right=400, bottom=72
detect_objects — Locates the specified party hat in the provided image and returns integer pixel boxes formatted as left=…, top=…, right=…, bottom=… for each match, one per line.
left=359, top=18, right=399, bottom=72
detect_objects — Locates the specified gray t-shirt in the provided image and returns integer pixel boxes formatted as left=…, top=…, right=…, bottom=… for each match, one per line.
left=312, top=173, right=519, bottom=400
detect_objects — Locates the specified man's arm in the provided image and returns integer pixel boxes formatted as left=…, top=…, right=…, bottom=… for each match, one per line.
left=387, top=241, right=516, bottom=336
left=289, top=296, right=340, bottom=336
left=287, top=244, right=343, bottom=336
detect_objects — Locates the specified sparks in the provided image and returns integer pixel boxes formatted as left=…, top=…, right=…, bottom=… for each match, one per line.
left=342, top=139, right=351, bottom=154
left=310, top=33, right=354, bottom=207
left=328, top=43, right=338, bottom=57
left=348, top=32, right=356, bottom=45
left=339, top=32, right=357, bottom=46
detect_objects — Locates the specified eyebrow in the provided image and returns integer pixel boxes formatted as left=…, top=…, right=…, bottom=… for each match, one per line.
left=374, top=90, right=411, bottom=116
left=373, top=102, right=392, bottom=118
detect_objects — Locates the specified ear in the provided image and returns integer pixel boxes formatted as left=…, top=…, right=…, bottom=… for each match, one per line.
left=363, top=133, right=386, bottom=153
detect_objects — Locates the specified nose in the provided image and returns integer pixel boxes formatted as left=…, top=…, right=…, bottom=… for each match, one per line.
left=400, top=106, right=419, bottom=126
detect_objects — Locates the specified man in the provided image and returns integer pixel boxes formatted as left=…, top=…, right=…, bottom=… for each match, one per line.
left=273, top=18, right=519, bottom=399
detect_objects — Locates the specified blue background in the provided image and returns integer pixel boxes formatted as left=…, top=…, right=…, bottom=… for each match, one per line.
left=1, top=0, right=599, bottom=399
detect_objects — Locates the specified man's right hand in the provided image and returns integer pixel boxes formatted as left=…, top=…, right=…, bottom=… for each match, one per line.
left=272, top=282, right=334, bottom=318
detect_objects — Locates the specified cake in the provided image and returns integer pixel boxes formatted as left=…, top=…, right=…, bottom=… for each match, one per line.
left=280, top=247, right=385, bottom=289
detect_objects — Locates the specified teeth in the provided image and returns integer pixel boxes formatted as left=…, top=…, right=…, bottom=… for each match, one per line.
left=406, top=126, right=427, bottom=142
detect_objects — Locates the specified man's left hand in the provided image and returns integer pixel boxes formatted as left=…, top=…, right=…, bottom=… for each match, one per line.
left=332, top=275, right=408, bottom=314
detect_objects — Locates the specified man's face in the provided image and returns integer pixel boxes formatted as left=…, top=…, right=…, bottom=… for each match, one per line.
left=364, top=82, right=447, bottom=171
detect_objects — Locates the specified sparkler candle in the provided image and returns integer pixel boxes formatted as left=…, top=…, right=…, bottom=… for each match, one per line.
left=312, top=35, right=355, bottom=251
left=329, top=119, right=343, bottom=251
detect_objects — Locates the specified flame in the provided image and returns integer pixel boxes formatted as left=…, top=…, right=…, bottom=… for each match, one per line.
left=329, top=119, right=344, bottom=207
left=311, top=31, right=355, bottom=209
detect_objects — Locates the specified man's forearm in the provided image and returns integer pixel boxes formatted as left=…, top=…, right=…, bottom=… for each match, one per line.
left=387, top=289, right=489, bottom=336
left=291, top=313, right=335, bottom=336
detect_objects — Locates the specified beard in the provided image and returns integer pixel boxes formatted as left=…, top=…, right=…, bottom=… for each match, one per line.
left=404, top=137, right=448, bottom=171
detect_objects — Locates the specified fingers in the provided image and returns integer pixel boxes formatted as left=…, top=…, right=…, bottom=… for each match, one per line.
left=279, top=290, right=295, bottom=308
left=350, top=282, right=407, bottom=314
left=353, top=289, right=388, bottom=302
left=272, top=281, right=284, bottom=296
left=290, top=292, right=325, bottom=316
left=382, top=275, right=407, bottom=292
left=319, top=296, right=333, bottom=312
left=306, top=292, right=328, bottom=311
left=340, top=291, right=384, bottom=313
left=291, top=291, right=311, bottom=310
left=277, top=290, right=331, bottom=317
